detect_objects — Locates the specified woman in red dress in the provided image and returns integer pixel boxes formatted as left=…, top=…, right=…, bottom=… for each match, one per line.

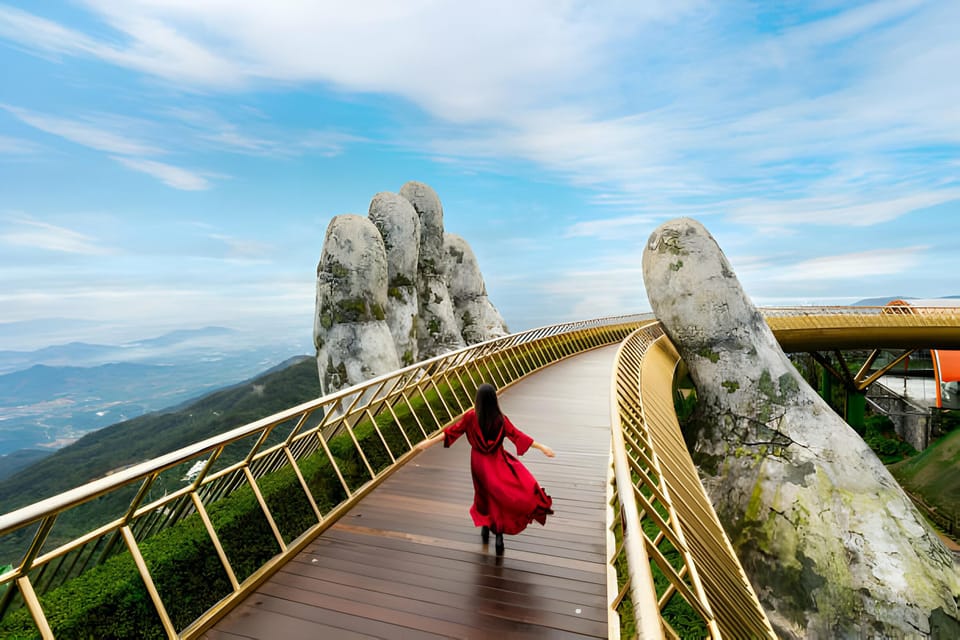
left=415, top=383, right=555, bottom=555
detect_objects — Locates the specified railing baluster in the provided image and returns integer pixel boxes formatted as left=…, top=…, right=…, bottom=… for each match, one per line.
left=120, top=525, right=177, bottom=639
left=16, top=576, right=54, bottom=640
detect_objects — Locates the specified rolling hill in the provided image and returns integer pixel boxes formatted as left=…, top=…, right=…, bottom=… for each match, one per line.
left=0, top=355, right=320, bottom=515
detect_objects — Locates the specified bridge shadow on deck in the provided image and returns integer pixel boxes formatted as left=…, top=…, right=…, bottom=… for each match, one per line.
left=205, top=346, right=617, bottom=639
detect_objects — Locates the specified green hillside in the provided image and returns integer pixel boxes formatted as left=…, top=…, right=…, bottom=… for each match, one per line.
left=0, top=355, right=319, bottom=514
left=889, top=426, right=960, bottom=530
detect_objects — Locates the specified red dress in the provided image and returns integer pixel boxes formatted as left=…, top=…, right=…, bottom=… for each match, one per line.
left=443, top=409, right=554, bottom=535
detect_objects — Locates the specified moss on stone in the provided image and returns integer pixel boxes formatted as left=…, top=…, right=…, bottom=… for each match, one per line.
left=657, top=230, right=687, bottom=256
left=722, top=380, right=740, bottom=393
left=757, top=369, right=777, bottom=399
left=326, top=260, right=349, bottom=279
left=669, top=259, right=684, bottom=271
left=778, top=372, right=799, bottom=397
left=736, top=519, right=823, bottom=629
left=334, top=297, right=368, bottom=323
left=447, top=246, right=464, bottom=263
left=698, top=347, right=720, bottom=363
left=390, top=273, right=413, bottom=288
left=745, top=476, right=765, bottom=521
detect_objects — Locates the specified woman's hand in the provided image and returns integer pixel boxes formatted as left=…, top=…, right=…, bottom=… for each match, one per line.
left=534, top=442, right=555, bottom=458
left=415, top=435, right=440, bottom=453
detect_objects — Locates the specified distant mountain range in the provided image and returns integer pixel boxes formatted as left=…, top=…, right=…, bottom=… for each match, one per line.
left=0, top=326, right=239, bottom=374
left=851, top=295, right=960, bottom=306
left=0, top=327, right=310, bottom=460
left=0, top=355, right=320, bottom=540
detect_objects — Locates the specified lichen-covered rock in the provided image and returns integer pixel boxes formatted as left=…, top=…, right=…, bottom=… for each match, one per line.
left=399, top=181, right=465, bottom=358
left=642, top=217, right=960, bottom=639
left=315, top=181, right=509, bottom=389
left=444, top=233, right=508, bottom=343
left=314, top=215, right=399, bottom=394
left=368, top=192, right=420, bottom=366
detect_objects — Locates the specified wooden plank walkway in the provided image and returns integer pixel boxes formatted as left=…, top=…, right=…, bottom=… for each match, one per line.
left=205, top=346, right=618, bottom=639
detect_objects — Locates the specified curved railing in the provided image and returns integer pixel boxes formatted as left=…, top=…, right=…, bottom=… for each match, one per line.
left=0, top=314, right=648, bottom=639
left=762, top=305, right=960, bottom=350
left=3, top=304, right=958, bottom=639
left=605, top=304, right=960, bottom=638
left=608, top=324, right=776, bottom=639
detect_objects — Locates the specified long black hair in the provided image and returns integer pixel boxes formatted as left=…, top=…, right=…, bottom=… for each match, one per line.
left=474, top=383, right=503, bottom=441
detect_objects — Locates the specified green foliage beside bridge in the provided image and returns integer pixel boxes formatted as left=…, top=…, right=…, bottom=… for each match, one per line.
left=890, top=422, right=960, bottom=538
left=0, top=357, right=324, bottom=571
left=0, top=376, right=444, bottom=638
left=863, top=415, right=917, bottom=464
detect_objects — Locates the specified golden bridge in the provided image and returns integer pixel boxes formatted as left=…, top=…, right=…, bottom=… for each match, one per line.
left=2, top=306, right=959, bottom=639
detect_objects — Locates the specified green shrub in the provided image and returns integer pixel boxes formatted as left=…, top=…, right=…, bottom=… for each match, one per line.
left=863, top=414, right=917, bottom=464
left=933, top=408, right=959, bottom=436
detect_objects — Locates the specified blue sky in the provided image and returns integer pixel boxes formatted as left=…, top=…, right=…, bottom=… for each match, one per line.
left=1, top=1, right=958, bottom=352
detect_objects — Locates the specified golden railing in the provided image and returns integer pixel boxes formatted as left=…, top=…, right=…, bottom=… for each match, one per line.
left=0, top=314, right=646, bottom=640
left=605, top=304, right=960, bottom=638
left=608, top=323, right=776, bottom=639
left=3, top=304, right=958, bottom=639
left=762, top=306, right=960, bottom=351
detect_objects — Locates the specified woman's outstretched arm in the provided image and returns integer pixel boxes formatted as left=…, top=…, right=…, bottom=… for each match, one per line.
left=531, top=441, right=555, bottom=458
left=414, top=432, right=444, bottom=452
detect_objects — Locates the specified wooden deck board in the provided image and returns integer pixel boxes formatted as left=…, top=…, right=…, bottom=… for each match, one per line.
left=205, top=346, right=617, bottom=639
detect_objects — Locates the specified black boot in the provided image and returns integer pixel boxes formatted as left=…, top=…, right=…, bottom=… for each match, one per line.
left=495, top=532, right=504, bottom=556
left=481, top=526, right=489, bottom=544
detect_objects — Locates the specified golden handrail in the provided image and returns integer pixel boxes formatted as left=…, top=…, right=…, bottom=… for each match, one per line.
left=608, top=323, right=777, bottom=639
left=0, top=313, right=649, bottom=639
left=3, top=303, right=959, bottom=638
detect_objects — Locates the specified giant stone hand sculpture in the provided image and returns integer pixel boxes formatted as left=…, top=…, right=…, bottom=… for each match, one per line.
left=315, top=182, right=508, bottom=395
left=642, top=217, right=960, bottom=639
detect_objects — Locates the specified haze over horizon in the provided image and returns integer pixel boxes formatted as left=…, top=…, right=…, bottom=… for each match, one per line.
left=2, top=1, right=959, bottom=352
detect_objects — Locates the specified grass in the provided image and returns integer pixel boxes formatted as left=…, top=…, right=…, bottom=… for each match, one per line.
left=889, top=427, right=960, bottom=532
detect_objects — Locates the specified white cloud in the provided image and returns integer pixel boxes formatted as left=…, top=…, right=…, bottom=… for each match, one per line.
left=0, top=5, right=103, bottom=58
left=2, top=105, right=160, bottom=155
left=159, top=106, right=364, bottom=158
left=3, top=2, right=699, bottom=115
left=767, top=0, right=926, bottom=53
left=0, top=216, right=114, bottom=255
left=725, top=190, right=960, bottom=228
left=1, top=104, right=223, bottom=190
left=111, top=156, right=212, bottom=190
left=773, top=246, right=929, bottom=282
left=0, top=134, right=42, bottom=155
left=207, top=233, right=272, bottom=261
left=565, top=214, right=664, bottom=240
left=2, top=2, right=960, bottom=332
left=4, top=2, right=958, bottom=225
